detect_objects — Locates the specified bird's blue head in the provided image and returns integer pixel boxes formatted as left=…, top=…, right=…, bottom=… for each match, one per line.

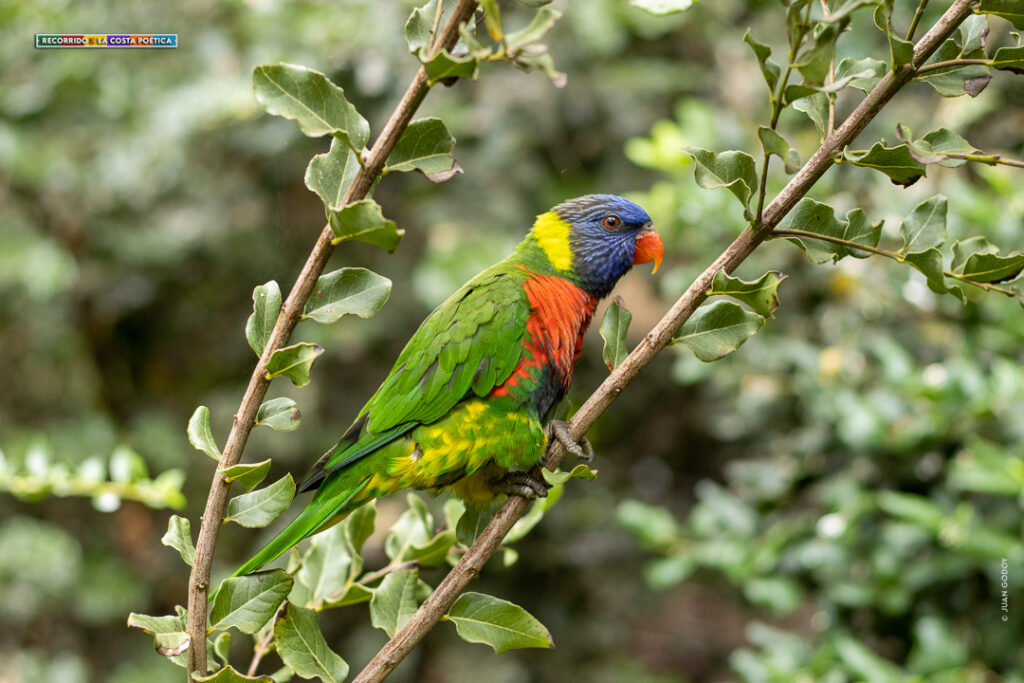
left=530, top=194, right=663, bottom=299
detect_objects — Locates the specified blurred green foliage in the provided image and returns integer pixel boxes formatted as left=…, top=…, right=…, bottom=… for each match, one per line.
left=1, top=0, right=1023, bottom=681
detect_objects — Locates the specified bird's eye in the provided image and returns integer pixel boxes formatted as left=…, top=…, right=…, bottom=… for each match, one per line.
left=603, top=215, right=621, bottom=230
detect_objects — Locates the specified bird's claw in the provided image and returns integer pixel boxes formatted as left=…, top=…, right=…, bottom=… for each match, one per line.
left=546, top=420, right=595, bottom=462
left=493, top=470, right=550, bottom=500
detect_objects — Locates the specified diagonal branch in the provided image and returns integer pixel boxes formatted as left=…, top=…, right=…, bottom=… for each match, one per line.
left=184, top=0, right=480, bottom=675
left=351, top=1, right=977, bottom=681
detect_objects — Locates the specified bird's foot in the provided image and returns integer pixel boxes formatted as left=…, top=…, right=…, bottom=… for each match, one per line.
left=492, top=469, right=550, bottom=500
left=546, top=420, right=594, bottom=462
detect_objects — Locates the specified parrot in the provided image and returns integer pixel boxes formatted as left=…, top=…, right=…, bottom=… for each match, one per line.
left=228, top=194, right=663, bottom=578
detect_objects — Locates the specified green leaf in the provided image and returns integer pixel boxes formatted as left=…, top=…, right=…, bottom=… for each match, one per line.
left=456, top=502, right=497, bottom=547
left=673, top=300, right=765, bottom=362
left=953, top=249, right=1024, bottom=283
left=505, top=7, right=562, bottom=51
left=899, top=195, right=947, bottom=254
left=778, top=199, right=882, bottom=263
left=958, top=13, right=989, bottom=52
left=385, top=118, right=460, bottom=182
left=979, top=0, right=1024, bottom=29
left=843, top=143, right=926, bottom=186
left=480, top=0, right=503, bottom=40
left=274, top=604, right=348, bottom=683
left=781, top=83, right=818, bottom=104
left=599, top=296, right=632, bottom=371
left=757, top=127, right=787, bottom=159
left=873, top=3, right=915, bottom=67
left=224, top=474, right=296, bottom=528
left=899, top=125, right=978, bottom=167
left=193, top=666, right=273, bottom=683
left=684, top=147, right=758, bottom=218
left=541, top=467, right=572, bottom=487
left=991, top=45, right=1024, bottom=73
left=569, top=463, right=598, bottom=482
left=631, top=0, right=696, bottom=14
left=347, top=500, right=377, bottom=555
left=792, top=93, right=830, bottom=139
left=406, top=529, right=458, bottom=568
left=303, top=268, right=392, bottom=324
left=264, top=343, right=324, bottom=387
left=444, top=592, right=554, bottom=653
left=369, top=568, right=421, bottom=638
left=385, top=493, right=434, bottom=561
left=425, top=52, right=479, bottom=84
left=404, top=1, right=482, bottom=83
left=903, top=249, right=965, bottom=302
left=296, top=523, right=356, bottom=608
left=305, top=138, right=361, bottom=212
left=834, top=56, right=887, bottom=92
left=916, top=36, right=991, bottom=97
left=323, top=583, right=374, bottom=608
left=328, top=199, right=405, bottom=252
left=246, top=281, right=282, bottom=357
left=160, top=515, right=195, bottom=566
left=255, top=397, right=302, bottom=433
left=708, top=270, right=788, bottom=318
left=743, top=30, right=781, bottom=95
left=210, top=570, right=292, bottom=634
left=221, top=459, right=273, bottom=492
left=188, top=406, right=221, bottom=461
left=793, top=24, right=839, bottom=85
left=127, top=610, right=190, bottom=657
left=212, top=631, right=231, bottom=665
left=951, top=236, right=997, bottom=273
left=757, top=127, right=800, bottom=172
left=821, top=0, right=881, bottom=24
left=252, top=64, right=369, bottom=149
left=404, top=0, right=442, bottom=55
left=500, top=8, right=565, bottom=86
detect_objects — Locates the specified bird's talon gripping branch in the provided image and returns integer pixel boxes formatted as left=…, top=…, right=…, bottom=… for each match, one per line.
left=493, top=470, right=551, bottom=499
left=546, top=419, right=594, bottom=462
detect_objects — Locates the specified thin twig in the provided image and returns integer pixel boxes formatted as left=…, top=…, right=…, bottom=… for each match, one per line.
left=184, top=0, right=480, bottom=675
left=914, top=57, right=991, bottom=74
left=351, top=3, right=977, bottom=681
left=247, top=623, right=277, bottom=677
left=771, top=228, right=896, bottom=259
left=906, top=0, right=931, bottom=42
left=943, top=152, right=1024, bottom=168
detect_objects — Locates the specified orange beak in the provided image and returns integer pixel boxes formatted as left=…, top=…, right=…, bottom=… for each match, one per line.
left=632, top=228, right=664, bottom=274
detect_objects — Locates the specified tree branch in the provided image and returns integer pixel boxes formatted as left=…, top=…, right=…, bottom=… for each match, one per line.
left=184, top=0, right=480, bottom=674
left=351, top=1, right=977, bottom=681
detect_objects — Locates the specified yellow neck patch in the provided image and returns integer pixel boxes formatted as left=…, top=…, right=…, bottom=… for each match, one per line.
left=531, top=211, right=573, bottom=271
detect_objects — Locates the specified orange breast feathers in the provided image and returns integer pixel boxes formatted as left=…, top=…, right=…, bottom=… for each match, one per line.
left=492, top=269, right=598, bottom=398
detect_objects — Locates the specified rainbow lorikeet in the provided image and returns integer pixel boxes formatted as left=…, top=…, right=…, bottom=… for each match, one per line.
left=230, top=194, right=663, bottom=577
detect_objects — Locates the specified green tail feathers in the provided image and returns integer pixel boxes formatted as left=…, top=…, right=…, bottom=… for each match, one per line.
left=221, top=473, right=371, bottom=584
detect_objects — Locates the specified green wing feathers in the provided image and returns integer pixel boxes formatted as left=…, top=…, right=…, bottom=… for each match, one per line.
left=364, top=268, right=530, bottom=431
left=305, top=266, right=532, bottom=484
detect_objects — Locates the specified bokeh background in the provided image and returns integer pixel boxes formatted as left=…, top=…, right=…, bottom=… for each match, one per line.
left=2, top=0, right=1023, bottom=681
